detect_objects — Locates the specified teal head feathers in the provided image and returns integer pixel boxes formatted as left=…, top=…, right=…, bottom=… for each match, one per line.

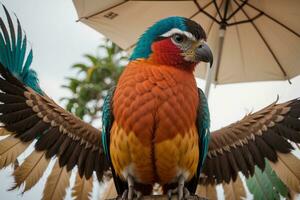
left=130, top=16, right=213, bottom=68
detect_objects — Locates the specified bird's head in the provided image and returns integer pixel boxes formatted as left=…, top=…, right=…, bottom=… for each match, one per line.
left=130, top=16, right=213, bottom=70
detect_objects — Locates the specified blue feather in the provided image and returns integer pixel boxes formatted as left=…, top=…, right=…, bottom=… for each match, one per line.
left=0, top=31, right=8, bottom=67
left=22, top=48, right=33, bottom=75
left=130, top=16, right=187, bottom=60
left=197, top=88, right=210, bottom=169
left=102, top=87, right=115, bottom=159
left=0, top=5, right=42, bottom=94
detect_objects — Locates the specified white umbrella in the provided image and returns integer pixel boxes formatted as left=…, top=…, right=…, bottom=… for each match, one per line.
left=73, top=0, right=300, bottom=96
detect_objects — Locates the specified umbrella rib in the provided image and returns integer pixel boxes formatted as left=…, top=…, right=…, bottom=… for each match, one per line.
left=227, top=12, right=263, bottom=26
left=207, top=0, right=225, bottom=36
left=225, top=0, right=248, bottom=21
left=222, top=0, right=230, bottom=20
left=188, top=1, right=212, bottom=20
left=193, top=0, right=221, bottom=24
left=189, top=0, right=214, bottom=19
left=240, top=0, right=300, bottom=38
left=207, top=0, right=225, bottom=84
left=233, top=0, right=291, bottom=83
left=213, top=0, right=228, bottom=83
left=213, top=0, right=223, bottom=20
left=232, top=6, right=247, bottom=79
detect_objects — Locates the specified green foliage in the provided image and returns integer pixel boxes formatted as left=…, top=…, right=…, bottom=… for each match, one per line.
left=246, top=161, right=289, bottom=200
left=61, top=39, right=126, bottom=123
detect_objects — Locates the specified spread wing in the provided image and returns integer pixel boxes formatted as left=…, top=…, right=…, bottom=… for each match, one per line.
left=199, top=97, right=300, bottom=199
left=0, top=6, right=109, bottom=200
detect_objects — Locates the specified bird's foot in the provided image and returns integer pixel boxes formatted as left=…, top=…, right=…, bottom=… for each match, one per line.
left=167, top=176, right=190, bottom=200
left=167, top=187, right=190, bottom=200
left=121, top=175, right=142, bottom=200
left=121, top=189, right=142, bottom=200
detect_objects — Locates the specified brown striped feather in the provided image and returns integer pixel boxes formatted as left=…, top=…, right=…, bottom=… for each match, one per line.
left=269, top=153, right=300, bottom=192
left=10, top=150, right=50, bottom=192
left=223, top=175, right=246, bottom=200
left=42, top=159, right=71, bottom=200
left=71, top=173, right=93, bottom=200
left=196, top=184, right=217, bottom=200
left=66, top=143, right=81, bottom=171
left=59, top=140, right=77, bottom=167
left=0, top=135, right=30, bottom=169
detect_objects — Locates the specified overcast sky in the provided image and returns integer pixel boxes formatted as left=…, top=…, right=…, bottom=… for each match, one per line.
left=0, top=0, right=299, bottom=200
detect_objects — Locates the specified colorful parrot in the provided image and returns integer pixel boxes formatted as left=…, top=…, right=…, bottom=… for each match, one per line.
left=0, top=5, right=300, bottom=200
left=101, top=16, right=213, bottom=199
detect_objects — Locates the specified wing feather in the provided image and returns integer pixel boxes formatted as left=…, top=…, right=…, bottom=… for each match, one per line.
left=201, top=98, right=300, bottom=185
left=71, top=174, right=93, bottom=200
left=223, top=175, right=246, bottom=200
left=269, top=153, right=300, bottom=192
left=42, top=159, right=71, bottom=200
left=196, top=184, right=217, bottom=200
left=10, top=151, right=50, bottom=192
left=0, top=135, right=30, bottom=169
left=0, top=8, right=109, bottom=200
left=0, top=64, right=108, bottom=180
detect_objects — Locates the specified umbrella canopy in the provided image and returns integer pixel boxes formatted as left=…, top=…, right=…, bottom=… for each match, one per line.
left=73, top=0, right=300, bottom=93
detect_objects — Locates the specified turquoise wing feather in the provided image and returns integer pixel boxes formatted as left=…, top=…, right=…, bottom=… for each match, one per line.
left=246, top=161, right=289, bottom=200
left=102, top=87, right=128, bottom=194
left=186, top=88, right=210, bottom=193
left=197, top=88, right=210, bottom=169
left=0, top=5, right=42, bottom=94
left=102, top=87, right=115, bottom=160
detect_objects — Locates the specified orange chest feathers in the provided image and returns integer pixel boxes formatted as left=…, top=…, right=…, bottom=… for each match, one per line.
left=110, top=60, right=199, bottom=184
left=113, top=60, right=199, bottom=144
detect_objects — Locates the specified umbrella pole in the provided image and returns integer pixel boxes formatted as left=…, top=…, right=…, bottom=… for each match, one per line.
left=204, top=27, right=226, bottom=98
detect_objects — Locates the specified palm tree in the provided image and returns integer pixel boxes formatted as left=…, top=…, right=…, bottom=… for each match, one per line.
left=61, top=39, right=127, bottom=124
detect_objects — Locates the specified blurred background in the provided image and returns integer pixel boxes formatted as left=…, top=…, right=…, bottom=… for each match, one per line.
left=0, top=0, right=299, bottom=199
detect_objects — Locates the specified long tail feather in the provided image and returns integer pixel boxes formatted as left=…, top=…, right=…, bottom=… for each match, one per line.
left=196, top=184, right=217, bottom=200
left=10, top=150, right=50, bottom=192
left=269, top=152, right=300, bottom=192
left=72, top=173, right=93, bottom=200
left=0, top=135, right=30, bottom=169
left=42, top=159, right=71, bottom=200
left=223, top=175, right=246, bottom=200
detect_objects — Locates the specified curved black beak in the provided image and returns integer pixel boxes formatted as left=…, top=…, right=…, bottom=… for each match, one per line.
left=195, top=43, right=213, bottom=68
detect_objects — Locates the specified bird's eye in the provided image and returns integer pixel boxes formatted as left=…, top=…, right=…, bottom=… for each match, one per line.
left=172, top=34, right=185, bottom=43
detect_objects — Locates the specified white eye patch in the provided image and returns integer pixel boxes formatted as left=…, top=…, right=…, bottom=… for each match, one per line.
left=160, top=28, right=196, bottom=41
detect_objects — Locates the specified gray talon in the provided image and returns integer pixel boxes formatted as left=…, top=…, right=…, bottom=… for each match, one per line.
left=123, top=175, right=142, bottom=200
left=183, top=187, right=190, bottom=199
left=121, top=190, right=128, bottom=200
left=167, top=176, right=190, bottom=200
left=136, top=191, right=142, bottom=200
